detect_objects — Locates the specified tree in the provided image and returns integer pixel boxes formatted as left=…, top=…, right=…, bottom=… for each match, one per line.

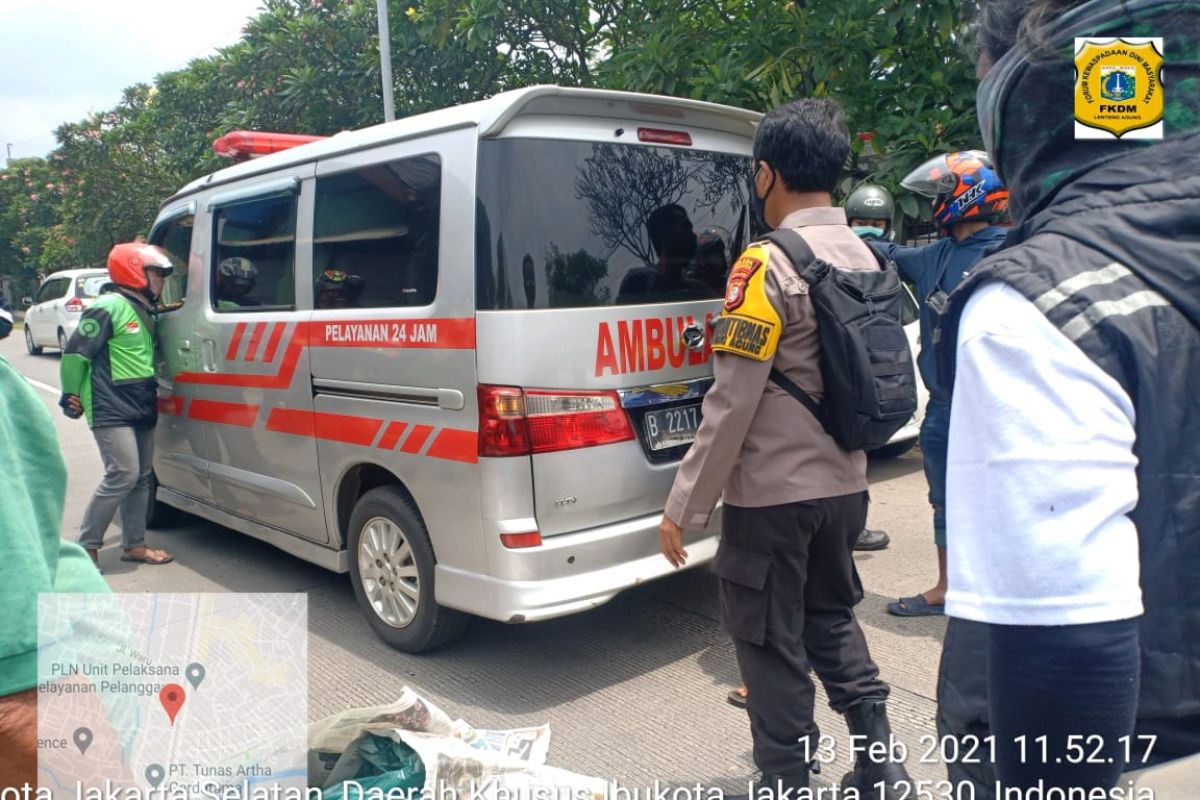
left=0, top=0, right=989, bottom=266
left=544, top=243, right=611, bottom=307
left=597, top=0, right=984, bottom=225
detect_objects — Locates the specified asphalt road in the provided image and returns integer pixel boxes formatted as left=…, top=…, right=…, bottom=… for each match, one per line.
left=5, top=330, right=949, bottom=791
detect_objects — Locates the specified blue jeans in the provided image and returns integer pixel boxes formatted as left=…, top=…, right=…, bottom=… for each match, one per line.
left=919, top=400, right=949, bottom=547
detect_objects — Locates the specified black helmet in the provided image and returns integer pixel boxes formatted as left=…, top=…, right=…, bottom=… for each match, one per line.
left=844, top=184, right=895, bottom=229
left=218, top=257, right=257, bottom=290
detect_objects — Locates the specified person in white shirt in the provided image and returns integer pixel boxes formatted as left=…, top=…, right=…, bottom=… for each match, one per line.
left=933, top=0, right=1200, bottom=794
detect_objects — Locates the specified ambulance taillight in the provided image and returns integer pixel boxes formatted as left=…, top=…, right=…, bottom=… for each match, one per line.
left=477, top=385, right=635, bottom=457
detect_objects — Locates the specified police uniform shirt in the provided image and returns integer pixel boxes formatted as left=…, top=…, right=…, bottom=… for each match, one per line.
left=665, top=207, right=878, bottom=529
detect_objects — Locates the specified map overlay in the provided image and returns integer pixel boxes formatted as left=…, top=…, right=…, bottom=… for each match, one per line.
left=38, top=593, right=308, bottom=797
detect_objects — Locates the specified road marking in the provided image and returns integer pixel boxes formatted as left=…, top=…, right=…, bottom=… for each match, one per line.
left=24, top=375, right=60, bottom=396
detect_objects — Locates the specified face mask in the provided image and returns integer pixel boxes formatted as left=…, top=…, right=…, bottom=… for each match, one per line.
left=750, top=168, right=777, bottom=233
left=852, top=226, right=885, bottom=239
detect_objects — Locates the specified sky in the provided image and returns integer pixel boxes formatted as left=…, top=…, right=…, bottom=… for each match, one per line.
left=0, top=0, right=266, bottom=168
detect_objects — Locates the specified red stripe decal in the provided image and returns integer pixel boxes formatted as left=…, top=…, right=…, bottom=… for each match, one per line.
left=176, top=323, right=308, bottom=388
left=157, top=396, right=185, bottom=416
left=399, top=424, right=434, bottom=454
left=426, top=429, right=478, bottom=463
left=189, top=399, right=258, bottom=427
left=266, top=408, right=315, bottom=437
left=312, top=412, right=382, bottom=447
left=244, top=322, right=268, bottom=362
left=225, top=322, right=247, bottom=361
left=262, top=322, right=287, bottom=363
left=377, top=421, right=408, bottom=450
left=310, top=318, right=476, bottom=349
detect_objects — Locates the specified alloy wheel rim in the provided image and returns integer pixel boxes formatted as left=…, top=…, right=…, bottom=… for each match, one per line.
left=357, top=516, right=421, bottom=628
left=25, top=327, right=33, bottom=351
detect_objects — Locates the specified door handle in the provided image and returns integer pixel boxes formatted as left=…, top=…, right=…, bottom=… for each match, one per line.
left=178, top=339, right=192, bottom=352
left=680, top=322, right=706, bottom=352
left=203, top=340, right=217, bottom=372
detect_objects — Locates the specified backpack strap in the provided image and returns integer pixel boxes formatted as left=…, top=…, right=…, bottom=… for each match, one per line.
left=761, top=229, right=827, bottom=427
left=762, top=228, right=822, bottom=284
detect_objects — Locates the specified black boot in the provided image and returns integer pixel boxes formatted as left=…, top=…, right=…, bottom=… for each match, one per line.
left=854, top=528, right=890, bottom=551
left=840, top=700, right=912, bottom=799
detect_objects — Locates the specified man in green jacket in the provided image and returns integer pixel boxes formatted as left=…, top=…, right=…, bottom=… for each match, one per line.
left=61, top=242, right=175, bottom=570
left=0, top=353, right=109, bottom=786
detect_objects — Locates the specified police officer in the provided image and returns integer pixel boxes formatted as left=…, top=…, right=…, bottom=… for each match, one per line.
left=659, top=98, right=911, bottom=799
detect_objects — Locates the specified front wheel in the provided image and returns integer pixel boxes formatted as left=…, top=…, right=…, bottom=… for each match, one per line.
left=347, top=486, right=467, bottom=652
left=57, top=328, right=68, bottom=351
left=25, top=326, right=43, bottom=355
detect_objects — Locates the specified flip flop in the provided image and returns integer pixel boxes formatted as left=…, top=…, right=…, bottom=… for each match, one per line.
left=120, top=547, right=174, bottom=565
left=887, top=594, right=945, bottom=617
left=727, top=687, right=748, bottom=708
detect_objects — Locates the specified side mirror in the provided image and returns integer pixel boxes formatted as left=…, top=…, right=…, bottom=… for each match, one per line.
left=21, top=297, right=33, bottom=308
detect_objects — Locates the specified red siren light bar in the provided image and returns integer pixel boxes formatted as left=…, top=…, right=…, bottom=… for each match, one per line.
left=213, top=131, right=328, bottom=161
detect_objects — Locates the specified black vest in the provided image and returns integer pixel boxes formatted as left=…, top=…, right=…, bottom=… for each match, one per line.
left=937, top=135, right=1200, bottom=719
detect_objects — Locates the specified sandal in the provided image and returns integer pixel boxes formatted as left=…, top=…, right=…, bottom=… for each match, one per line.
left=887, top=594, right=945, bottom=617
left=726, top=687, right=748, bottom=709
left=120, top=547, right=174, bottom=565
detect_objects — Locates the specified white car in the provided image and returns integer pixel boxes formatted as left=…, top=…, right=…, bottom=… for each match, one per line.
left=23, top=268, right=110, bottom=355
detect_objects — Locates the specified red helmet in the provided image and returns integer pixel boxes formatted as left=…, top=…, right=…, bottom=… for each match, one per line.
left=107, top=243, right=174, bottom=291
left=901, top=150, right=1009, bottom=229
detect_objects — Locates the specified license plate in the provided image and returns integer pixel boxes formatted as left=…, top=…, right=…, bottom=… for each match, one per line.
left=643, top=404, right=702, bottom=451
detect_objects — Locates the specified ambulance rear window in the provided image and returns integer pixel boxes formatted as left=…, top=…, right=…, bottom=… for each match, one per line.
left=476, top=139, right=750, bottom=310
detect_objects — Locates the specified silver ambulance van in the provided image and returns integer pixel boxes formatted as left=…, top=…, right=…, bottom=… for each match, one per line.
left=146, top=86, right=760, bottom=651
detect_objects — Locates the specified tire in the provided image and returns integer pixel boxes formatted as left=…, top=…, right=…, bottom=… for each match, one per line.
left=57, top=328, right=68, bottom=351
left=869, top=437, right=917, bottom=460
left=347, top=486, right=467, bottom=652
left=145, top=471, right=178, bottom=530
left=25, top=326, right=43, bottom=355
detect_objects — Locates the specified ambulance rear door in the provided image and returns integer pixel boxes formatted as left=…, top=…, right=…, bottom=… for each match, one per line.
left=474, top=115, right=753, bottom=537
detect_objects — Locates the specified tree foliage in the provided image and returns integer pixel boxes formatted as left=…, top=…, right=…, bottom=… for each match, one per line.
left=0, top=0, right=985, bottom=281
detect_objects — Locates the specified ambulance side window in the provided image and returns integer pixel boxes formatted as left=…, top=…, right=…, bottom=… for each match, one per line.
left=149, top=214, right=194, bottom=307
left=313, top=154, right=441, bottom=309
left=211, top=194, right=298, bottom=312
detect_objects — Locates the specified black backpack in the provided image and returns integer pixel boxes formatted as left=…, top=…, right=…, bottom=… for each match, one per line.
left=762, top=229, right=917, bottom=451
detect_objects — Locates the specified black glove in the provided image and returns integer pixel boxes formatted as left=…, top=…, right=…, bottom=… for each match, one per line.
left=59, top=394, right=84, bottom=419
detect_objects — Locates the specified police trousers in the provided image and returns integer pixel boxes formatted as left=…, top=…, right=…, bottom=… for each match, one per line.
left=716, top=493, right=890, bottom=776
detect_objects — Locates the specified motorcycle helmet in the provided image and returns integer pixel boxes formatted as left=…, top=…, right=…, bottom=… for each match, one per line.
left=107, top=243, right=174, bottom=291
left=844, top=184, right=895, bottom=238
left=901, top=151, right=1009, bottom=229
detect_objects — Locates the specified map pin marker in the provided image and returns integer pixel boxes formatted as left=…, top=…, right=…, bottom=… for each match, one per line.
left=73, top=727, right=93, bottom=755
left=159, top=683, right=186, bottom=726
left=185, top=662, right=206, bottom=691
left=145, top=764, right=165, bottom=789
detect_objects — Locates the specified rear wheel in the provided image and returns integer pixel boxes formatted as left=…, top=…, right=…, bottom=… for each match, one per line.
left=145, top=471, right=178, bottom=529
left=25, top=326, right=43, bottom=355
left=57, top=328, right=68, bottom=351
left=347, top=486, right=467, bottom=652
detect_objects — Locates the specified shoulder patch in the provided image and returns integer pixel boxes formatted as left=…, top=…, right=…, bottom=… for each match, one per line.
left=712, top=244, right=782, bottom=361
left=724, top=244, right=768, bottom=312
